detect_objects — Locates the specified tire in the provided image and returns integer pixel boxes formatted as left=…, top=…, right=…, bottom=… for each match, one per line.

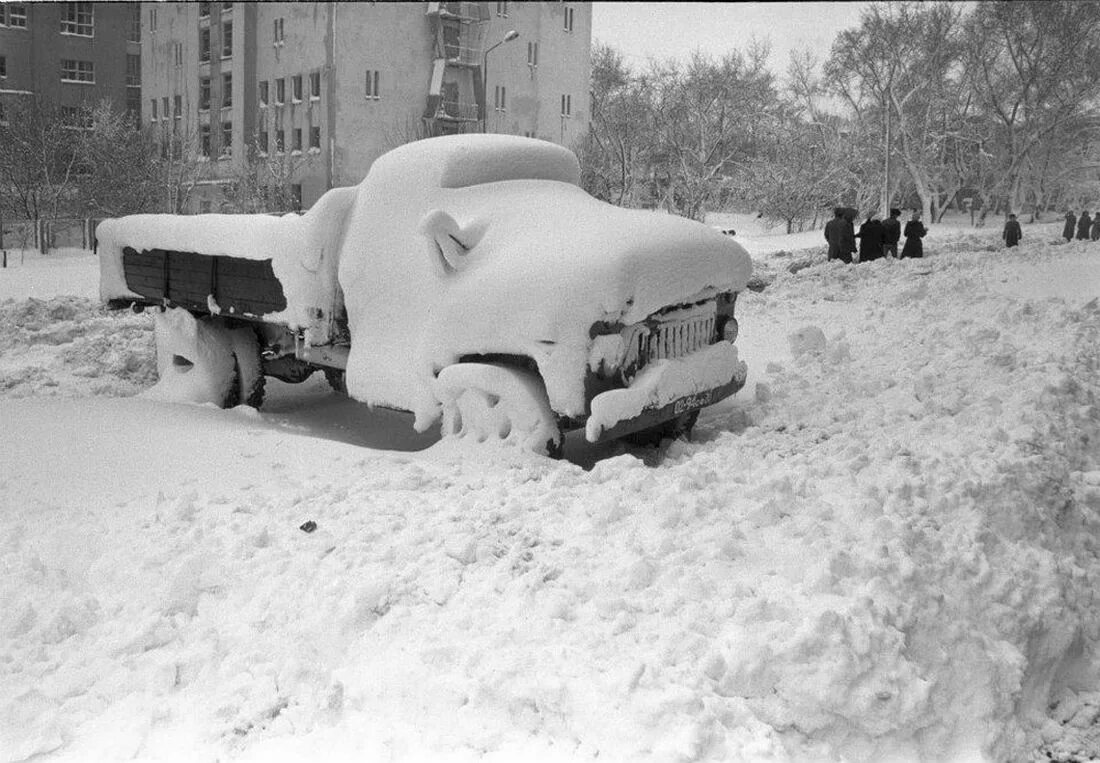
left=623, top=410, right=699, bottom=448
left=323, top=367, right=347, bottom=394
left=434, top=363, right=562, bottom=456
left=227, top=325, right=265, bottom=408
left=146, top=308, right=264, bottom=408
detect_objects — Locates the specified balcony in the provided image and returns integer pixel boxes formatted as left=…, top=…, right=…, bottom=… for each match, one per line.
left=439, top=100, right=479, bottom=121
left=428, top=2, right=489, bottom=23
left=442, top=43, right=481, bottom=67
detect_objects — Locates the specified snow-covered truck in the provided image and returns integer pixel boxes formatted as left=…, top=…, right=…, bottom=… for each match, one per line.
left=98, top=134, right=752, bottom=455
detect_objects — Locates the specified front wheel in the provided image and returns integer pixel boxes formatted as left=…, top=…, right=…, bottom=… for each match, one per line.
left=622, top=410, right=699, bottom=448
left=434, top=363, right=562, bottom=457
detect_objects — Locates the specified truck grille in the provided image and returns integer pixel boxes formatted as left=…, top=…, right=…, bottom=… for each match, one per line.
left=626, top=302, right=718, bottom=372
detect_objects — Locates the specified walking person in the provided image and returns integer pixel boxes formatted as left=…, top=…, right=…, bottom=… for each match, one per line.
left=855, top=212, right=885, bottom=263
left=1077, top=210, right=1092, bottom=241
left=1063, top=211, right=1077, bottom=242
left=881, top=208, right=902, bottom=258
left=900, top=210, right=927, bottom=259
left=824, top=207, right=856, bottom=264
left=1002, top=214, right=1022, bottom=248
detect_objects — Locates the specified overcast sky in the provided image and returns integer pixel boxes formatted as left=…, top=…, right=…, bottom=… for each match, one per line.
left=590, top=2, right=872, bottom=76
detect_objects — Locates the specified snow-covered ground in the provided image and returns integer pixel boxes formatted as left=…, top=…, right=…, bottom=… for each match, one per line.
left=2, top=220, right=1100, bottom=762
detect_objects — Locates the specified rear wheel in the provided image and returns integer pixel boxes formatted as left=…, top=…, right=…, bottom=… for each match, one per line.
left=323, top=367, right=347, bottom=394
left=434, top=363, right=562, bottom=457
left=146, top=308, right=265, bottom=408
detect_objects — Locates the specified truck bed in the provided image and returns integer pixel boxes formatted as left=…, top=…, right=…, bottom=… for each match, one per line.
left=120, top=247, right=287, bottom=318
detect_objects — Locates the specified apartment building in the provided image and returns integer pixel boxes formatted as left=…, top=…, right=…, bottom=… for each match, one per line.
left=142, top=1, right=592, bottom=211
left=0, top=2, right=141, bottom=126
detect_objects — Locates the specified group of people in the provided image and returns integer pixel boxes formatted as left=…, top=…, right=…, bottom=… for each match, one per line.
left=1060, top=211, right=1100, bottom=244
left=824, top=207, right=927, bottom=263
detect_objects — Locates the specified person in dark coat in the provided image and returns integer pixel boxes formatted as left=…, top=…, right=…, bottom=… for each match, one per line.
left=855, top=213, right=885, bottom=263
left=1002, top=214, right=1022, bottom=248
left=1077, top=211, right=1093, bottom=240
left=900, top=210, right=927, bottom=259
left=1063, top=211, right=1077, bottom=242
left=1092, top=213, right=1100, bottom=241
left=881, top=208, right=902, bottom=258
left=824, top=207, right=856, bottom=264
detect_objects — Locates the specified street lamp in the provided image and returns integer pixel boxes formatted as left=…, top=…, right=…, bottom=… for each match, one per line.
left=482, top=29, right=519, bottom=133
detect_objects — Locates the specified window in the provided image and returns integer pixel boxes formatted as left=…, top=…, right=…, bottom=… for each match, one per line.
left=200, top=28, right=211, bottom=62
left=310, top=71, right=321, bottom=100
left=292, top=75, right=302, bottom=102
left=126, top=54, right=140, bottom=87
left=310, top=125, right=320, bottom=150
left=199, top=2, right=210, bottom=19
left=126, top=89, right=140, bottom=124
left=162, top=97, right=169, bottom=118
left=364, top=69, right=380, bottom=99
left=61, top=2, right=93, bottom=36
left=293, top=128, right=302, bottom=152
left=174, top=95, right=181, bottom=119
left=0, top=56, right=6, bottom=78
left=275, top=78, right=285, bottom=104
left=222, top=73, right=232, bottom=107
left=561, top=93, right=571, bottom=117
left=9, top=5, right=27, bottom=28
left=259, top=81, right=269, bottom=107
left=150, top=98, right=157, bottom=121
left=222, top=2, right=233, bottom=11
left=1, top=4, right=26, bottom=28
left=494, top=85, right=506, bottom=112
left=273, top=17, right=284, bottom=45
left=128, top=5, right=140, bottom=42
left=60, top=59, right=94, bottom=83
left=61, top=106, right=79, bottom=127
left=174, top=42, right=183, bottom=67
left=563, top=6, right=574, bottom=32
left=258, top=131, right=268, bottom=154
left=527, top=41, right=538, bottom=68
left=496, top=1, right=507, bottom=17
left=200, top=77, right=211, bottom=110
left=201, top=124, right=211, bottom=157
left=222, top=21, right=232, bottom=57
left=221, top=122, right=232, bottom=156
left=275, top=129, right=285, bottom=152
left=148, top=7, right=156, bottom=32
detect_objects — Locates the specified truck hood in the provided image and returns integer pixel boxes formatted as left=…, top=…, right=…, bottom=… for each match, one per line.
left=434, top=180, right=752, bottom=330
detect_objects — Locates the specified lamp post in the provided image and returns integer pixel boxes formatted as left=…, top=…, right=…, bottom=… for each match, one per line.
left=482, top=29, right=519, bottom=132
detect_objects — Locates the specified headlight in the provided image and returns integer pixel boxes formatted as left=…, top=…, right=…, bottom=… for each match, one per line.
left=722, top=317, right=739, bottom=343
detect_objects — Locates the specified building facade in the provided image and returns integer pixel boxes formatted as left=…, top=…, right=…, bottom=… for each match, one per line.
left=0, top=2, right=141, bottom=126
left=141, top=1, right=592, bottom=211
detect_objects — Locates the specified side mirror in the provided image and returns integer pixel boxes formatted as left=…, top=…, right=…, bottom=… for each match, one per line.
left=418, top=209, right=482, bottom=274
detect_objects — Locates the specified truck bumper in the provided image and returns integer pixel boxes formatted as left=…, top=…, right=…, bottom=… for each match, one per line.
left=584, top=342, right=747, bottom=443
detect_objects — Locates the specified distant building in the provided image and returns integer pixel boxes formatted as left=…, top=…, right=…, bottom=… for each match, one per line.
left=141, top=1, right=592, bottom=211
left=0, top=2, right=142, bottom=126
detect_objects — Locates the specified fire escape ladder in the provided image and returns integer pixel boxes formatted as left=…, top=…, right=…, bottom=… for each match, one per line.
left=424, top=2, right=489, bottom=134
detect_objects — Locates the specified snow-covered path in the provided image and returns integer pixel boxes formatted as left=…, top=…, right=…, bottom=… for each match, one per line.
left=2, top=229, right=1100, bottom=762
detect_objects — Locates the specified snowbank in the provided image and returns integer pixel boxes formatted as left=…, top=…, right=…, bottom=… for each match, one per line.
left=1, top=234, right=1099, bottom=762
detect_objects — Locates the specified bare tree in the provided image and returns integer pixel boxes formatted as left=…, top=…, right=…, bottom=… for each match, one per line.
left=0, top=97, right=83, bottom=223
left=220, top=138, right=313, bottom=213
left=580, top=43, right=653, bottom=207
left=962, top=0, right=1100, bottom=216
left=827, top=2, right=967, bottom=222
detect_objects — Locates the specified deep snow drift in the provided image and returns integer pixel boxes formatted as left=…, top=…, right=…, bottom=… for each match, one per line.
left=1, top=224, right=1099, bottom=762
